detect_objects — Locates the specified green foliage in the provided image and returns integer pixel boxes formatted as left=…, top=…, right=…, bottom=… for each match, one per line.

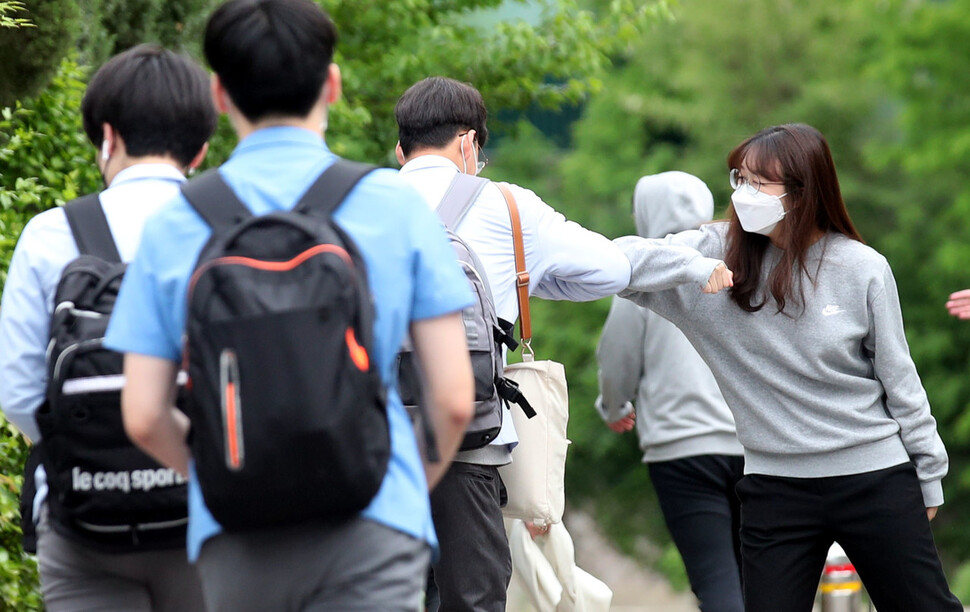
left=160, top=0, right=670, bottom=177
left=0, top=0, right=80, bottom=106
left=868, top=1, right=970, bottom=586
left=0, top=1, right=32, bottom=28
left=561, top=0, right=894, bottom=227
left=0, top=57, right=101, bottom=224
left=320, top=0, right=664, bottom=163
left=0, top=420, right=41, bottom=611
left=0, top=56, right=101, bottom=610
left=76, top=0, right=215, bottom=67
left=951, top=559, right=970, bottom=605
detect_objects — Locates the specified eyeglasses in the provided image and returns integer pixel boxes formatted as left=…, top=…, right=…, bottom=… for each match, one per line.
left=476, top=150, right=488, bottom=174
left=459, top=132, right=488, bottom=174
left=730, top=168, right=785, bottom=195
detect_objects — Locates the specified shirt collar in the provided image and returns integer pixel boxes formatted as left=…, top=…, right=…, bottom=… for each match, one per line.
left=232, top=126, right=329, bottom=156
left=110, top=163, right=187, bottom=187
left=399, top=154, right=461, bottom=175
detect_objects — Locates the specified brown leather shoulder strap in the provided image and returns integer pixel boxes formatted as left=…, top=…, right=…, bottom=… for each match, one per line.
left=497, top=182, right=532, bottom=349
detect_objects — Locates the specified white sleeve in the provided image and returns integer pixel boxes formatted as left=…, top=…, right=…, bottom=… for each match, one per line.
left=0, top=219, right=60, bottom=442
left=514, top=185, right=631, bottom=302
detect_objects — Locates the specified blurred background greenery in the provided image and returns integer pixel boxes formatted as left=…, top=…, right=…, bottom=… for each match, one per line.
left=4, top=0, right=970, bottom=607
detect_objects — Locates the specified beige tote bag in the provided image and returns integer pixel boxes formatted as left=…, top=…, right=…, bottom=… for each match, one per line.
left=495, top=183, right=570, bottom=526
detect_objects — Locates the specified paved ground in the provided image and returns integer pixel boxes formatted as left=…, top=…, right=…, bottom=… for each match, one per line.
left=567, top=509, right=697, bottom=612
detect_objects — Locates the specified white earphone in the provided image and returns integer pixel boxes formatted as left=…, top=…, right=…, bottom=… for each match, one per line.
left=101, top=140, right=110, bottom=162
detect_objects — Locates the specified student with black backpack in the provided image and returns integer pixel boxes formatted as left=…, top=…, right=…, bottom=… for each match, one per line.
left=0, top=45, right=216, bottom=611
left=103, top=2, right=475, bottom=611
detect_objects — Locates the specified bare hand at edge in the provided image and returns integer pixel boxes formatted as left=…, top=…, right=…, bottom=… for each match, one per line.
left=608, top=412, right=636, bottom=433
left=703, top=263, right=734, bottom=294
left=946, top=289, right=970, bottom=319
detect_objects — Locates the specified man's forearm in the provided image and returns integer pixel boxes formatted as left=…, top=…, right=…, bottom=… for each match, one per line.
left=128, top=407, right=192, bottom=477
left=410, top=313, right=474, bottom=490
left=424, top=395, right=470, bottom=489
left=121, top=353, right=192, bottom=477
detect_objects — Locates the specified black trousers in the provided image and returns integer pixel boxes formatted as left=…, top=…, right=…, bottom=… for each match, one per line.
left=426, top=462, right=511, bottom=612
left=737, top=462, right=962, bottom=612
left=649, top=455, right=745, bottom=612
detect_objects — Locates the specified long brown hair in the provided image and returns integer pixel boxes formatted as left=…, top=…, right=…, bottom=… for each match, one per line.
left=725, top=124, right=864, bottom=313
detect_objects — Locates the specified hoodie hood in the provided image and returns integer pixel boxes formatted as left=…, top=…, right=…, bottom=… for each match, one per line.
left=632, top=171, right=714, bottom=238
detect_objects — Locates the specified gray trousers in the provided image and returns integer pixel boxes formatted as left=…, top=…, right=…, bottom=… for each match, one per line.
left=196, top=516, right=430, bottom=612
left=36, top=507, right=205, bottom=612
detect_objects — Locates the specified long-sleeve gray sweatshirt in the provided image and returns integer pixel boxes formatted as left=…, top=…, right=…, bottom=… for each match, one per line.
left=596, top=172, right=742, bottom=462
left=616, top=222, right=948, bottom=507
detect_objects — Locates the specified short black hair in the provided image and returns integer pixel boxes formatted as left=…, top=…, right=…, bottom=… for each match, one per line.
left=395, top=77, right=489, bottom=157
left=204, top=0, right=337, bottom=122
left=81, top=44, right=217, bottom=167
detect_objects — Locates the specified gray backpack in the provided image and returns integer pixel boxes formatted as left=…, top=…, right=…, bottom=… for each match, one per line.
left=397, top=175, right=533, bottom=454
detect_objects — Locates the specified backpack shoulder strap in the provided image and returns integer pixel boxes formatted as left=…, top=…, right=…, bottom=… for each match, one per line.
left=294, top=159, right=378, bottom=217
left=180, top=169, right=253, bottom=232
left=497, top=182, right=533, bottom=358
left=436, top=174, right=490, bottom=230
left=63, top=193, right=121, bottom=263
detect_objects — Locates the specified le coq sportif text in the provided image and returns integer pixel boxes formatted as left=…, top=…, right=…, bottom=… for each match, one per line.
left=71, top=466, right=187, bottom=493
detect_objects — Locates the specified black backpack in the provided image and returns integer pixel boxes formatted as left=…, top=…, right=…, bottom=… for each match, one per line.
left=180, top=160, right=389, bottom=531
left=34, top=194, right=189, bottom=552
left=398, top=175, right=534, bottom=452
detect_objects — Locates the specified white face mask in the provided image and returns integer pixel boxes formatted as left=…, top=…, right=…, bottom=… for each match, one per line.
left=731, top=187, right=788, bottom=235
left=460, top=132, right=480, bottom=176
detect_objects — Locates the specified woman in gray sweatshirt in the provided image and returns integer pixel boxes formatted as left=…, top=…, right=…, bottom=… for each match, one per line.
left=616, top=124, right=961, bottom=612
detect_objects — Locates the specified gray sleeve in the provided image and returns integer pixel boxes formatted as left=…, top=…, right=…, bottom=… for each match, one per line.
left=615, top=224, right=725, bottom=324
left=867, top=263, right=948, bottom=507
left=595, top=297, right=646, bottom=423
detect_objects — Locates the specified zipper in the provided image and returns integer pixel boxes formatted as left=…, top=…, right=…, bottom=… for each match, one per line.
left=52, top=338, right=105, bottom=383
left=54, top=300, right=108, bottom=320
left=75, top=516, right=189, bottom=533
left=458, top=260, right=491, bottom=347
left=220, top=349, right=244, bottom=471
left=48, top=303, right=107, bottom=364
left=188, top=244, right=355, bottom=296
left=345, top=328, right=370, bottom=371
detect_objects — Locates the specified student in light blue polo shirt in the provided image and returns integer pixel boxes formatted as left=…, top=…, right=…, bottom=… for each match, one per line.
left=103, top=1, right=475, bottom=610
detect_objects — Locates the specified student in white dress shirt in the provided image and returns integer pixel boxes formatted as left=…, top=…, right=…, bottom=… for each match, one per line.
left=0, top=44, right=216, bottom=611
left=394, top=76, right=632, bottom=612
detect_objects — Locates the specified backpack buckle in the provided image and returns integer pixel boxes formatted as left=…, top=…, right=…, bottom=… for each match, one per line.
left=496, top=377, right=536, bottom=419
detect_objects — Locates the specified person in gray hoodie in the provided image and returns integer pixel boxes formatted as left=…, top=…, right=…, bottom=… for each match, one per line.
left=614, top=124, right=961, bottom=612
left=595, top=171, right=744, bottom=612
